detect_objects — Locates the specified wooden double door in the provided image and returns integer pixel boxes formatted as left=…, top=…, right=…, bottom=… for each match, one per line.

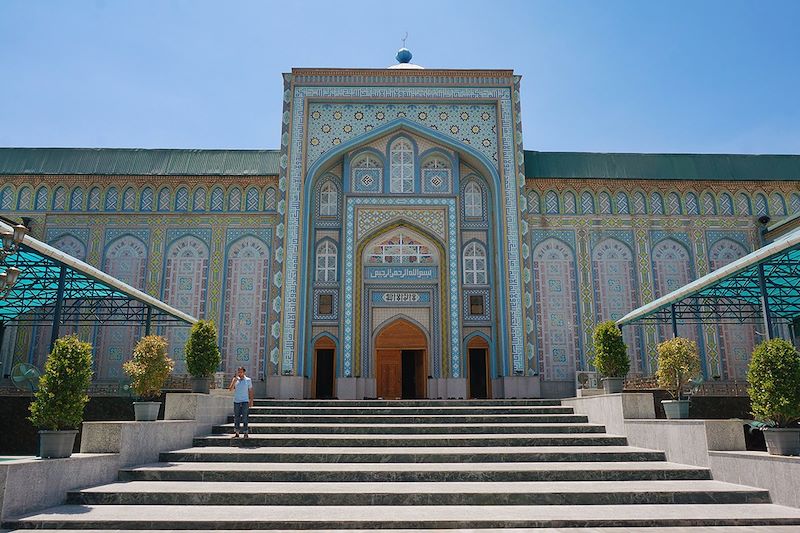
left=375, top=319, right=427, bottom=399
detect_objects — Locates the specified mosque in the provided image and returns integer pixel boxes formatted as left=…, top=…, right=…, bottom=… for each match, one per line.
left=1, top=49, right=799, bottom=399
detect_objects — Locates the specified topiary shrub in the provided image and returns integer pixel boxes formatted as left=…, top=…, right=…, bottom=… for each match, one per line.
left=592, top=321, right=630, bottom=378
left=123, top=335, right=174, bottom=400
left=184, top=320, right=221, bottom=378
left=656, top=337, right=701, bottom=400
left=29, top=335, right=93, bottom=431
left=747, top=338, right=800, bottom=428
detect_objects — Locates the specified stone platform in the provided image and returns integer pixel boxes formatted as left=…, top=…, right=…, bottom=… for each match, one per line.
left=4, top=399, right=800, bottom=530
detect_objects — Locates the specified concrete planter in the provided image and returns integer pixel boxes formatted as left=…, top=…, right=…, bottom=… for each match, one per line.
left=662, top=399, right=690, bottom=419
left=38, top=429, right=78, bottom=459
left=601, top=377, right=624, bottom=394
left=133, top=401, right=161, bottom=421
left=191, top=377, right=210, bottom=394
left=764, top=428, right=800, bottom=456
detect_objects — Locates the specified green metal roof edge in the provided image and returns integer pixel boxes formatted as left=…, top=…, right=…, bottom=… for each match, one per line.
left=0, top=148, right=281, bottom=176
left=525, top=151, right=800, bottom=181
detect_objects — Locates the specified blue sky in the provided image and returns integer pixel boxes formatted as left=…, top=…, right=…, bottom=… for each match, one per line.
left=1, top=0, right=798, bottom=154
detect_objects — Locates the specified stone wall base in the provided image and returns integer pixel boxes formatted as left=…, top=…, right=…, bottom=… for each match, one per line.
left=492, top=376, right=541, bottom=398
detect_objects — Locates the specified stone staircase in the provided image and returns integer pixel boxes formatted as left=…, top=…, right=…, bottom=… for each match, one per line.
left=5, top=399, right=800, bottom=531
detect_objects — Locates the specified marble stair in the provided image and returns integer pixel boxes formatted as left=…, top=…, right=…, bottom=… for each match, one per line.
left=5, top=399, right=800, bottom=530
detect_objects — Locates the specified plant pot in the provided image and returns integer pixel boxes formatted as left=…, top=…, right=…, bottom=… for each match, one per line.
left=191, top=377, right=210, bottom=393
left=662, top=399, right=690, bottom=419
left=601, top=377, right=624, bottom=394
left=764, top=428, right=800, bottom=456
left=133, top=401, right=161, bottom=421
left=38, top=429, right=78, bottom=459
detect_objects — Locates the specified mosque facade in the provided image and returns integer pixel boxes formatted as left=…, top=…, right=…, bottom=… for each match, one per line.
left=1, top=52, right=799, bottom=398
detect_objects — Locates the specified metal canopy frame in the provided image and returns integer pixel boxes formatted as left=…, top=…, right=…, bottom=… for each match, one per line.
left=0, top=220, right=196, bottom=351
left=617, top=227, right=800, bottom=339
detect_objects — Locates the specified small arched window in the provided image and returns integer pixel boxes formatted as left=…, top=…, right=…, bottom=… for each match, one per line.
left=545, top=191, right=560, bottom=214
left=245, top=187, right=259, bottom=211
left=319, top=181, right=338, bottom=216
left=771, top=193, right=787, bottom=217
left=104, top=187, right=118, bottom=211
left=69, top=188, right=84, bottom=211
left=315, top=241, right=337, bottom=283
left=157, top=188, right=171, bottom=212
left=228, top=188, right=242, bottom=211
left=563, top=191, right=576, bottom=214
left=632, top=192, right=647, bottom=214
left=210, top=187, right=224, bottom=211
left=684, top=192, right=699, bottom=215
left=650, top=192, right=664, bottom=215
left=122, top=187, right=136, bottom=211
left=1, top=186, right=14, bottom=210
left=464, top=182, right=483, bottom=218
left=701, top=192, right=716, bottom=215
left=667, top=192, right=682, bottom=215
left=754, top=193, right=769, bottom=217
left=791, top=193, right=800, bottom=215
left=580, top=191, right=595, bottom=214
left=737, top=193, right=752, bottom=215
left=53, top=187, right=67, bottom=211
left=598, top=192, right=612, bottom=214
left=389, top=138, right=414, bottom=193
left=527, top=191, right=541, bottom=215
left=616, top=192, right=630, bottom=214
left=35, top=187, right=49, bottom=210
left=175, top=187, right=189, bottom=212
left=264, top=187, right=277, bottom=211
left=719, top=193, right=734, bottom=216
left=463, top=242, right=488, bottom=285
left=192, top=188, right=206, bottom=211
left=87, top=187, right=101, bottom=211
left=140, top=187, right=154, bottom=211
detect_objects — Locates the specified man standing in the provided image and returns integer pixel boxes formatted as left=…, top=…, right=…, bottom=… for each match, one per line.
left=228, top=366, right=254, bottom=438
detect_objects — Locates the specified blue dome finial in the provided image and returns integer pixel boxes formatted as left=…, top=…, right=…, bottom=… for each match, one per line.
left=396, top=47, right=412, bottom=64
left=396, top=32, right=412, bottom=64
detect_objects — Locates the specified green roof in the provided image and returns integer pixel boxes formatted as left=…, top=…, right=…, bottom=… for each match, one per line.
left=0, top=148, right=281, bottom=176
left=524, top=151, right=800, bottom=181
left=1, top=148, right=799, bottom=181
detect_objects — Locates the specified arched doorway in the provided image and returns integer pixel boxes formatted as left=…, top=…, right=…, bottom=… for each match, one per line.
left=375, top=319, right=427, bottom=399
left=312, top=336, right=336, bottom=399
left=467, top=335, right=491, bottom=399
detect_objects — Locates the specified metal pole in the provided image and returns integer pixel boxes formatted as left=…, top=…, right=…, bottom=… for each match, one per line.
left=145, top=306, right=152, bottom=336
left=670, top=304, right=679, bottom=338
left=758, top=263, right=774, bottom=340
left=49, top=265, right=67, bottom=352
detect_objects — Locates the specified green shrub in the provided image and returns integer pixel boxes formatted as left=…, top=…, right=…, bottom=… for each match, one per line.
left=656, top=337, right=701, bottom=400
left=184, top=320, right=221, bottom=378
left=123, top=335, right=174, bottom=400
left=592, top=321, right=630, bottom=378
left=29, top=335, right=93, bottom=431
left=747, top=338, right=800, bottom=428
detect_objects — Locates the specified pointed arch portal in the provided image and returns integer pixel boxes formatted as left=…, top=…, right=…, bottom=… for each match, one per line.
left=374, top=318, right=427, bottom=399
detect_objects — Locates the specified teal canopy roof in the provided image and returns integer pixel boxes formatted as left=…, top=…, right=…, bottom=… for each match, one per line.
left=2, top=148, right=799, bottom=181
left=617, top=227, right=800, bottom=327
left=0, top=220, right=196, bottom=325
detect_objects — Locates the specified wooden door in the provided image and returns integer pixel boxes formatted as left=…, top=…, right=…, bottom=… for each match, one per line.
left=377, top=349, right=402, bottom=399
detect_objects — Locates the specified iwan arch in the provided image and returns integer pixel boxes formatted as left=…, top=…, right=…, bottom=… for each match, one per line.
left=2, top=51, right=799, bottom=398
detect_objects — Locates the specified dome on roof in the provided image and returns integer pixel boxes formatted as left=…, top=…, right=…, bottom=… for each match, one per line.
left=388, top=47, right=424, bottom=69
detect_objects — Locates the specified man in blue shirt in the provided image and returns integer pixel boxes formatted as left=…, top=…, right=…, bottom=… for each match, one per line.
left=228, top=366, right=254, bottom=438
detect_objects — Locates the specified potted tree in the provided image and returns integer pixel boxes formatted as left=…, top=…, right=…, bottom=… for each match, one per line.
left=656, top=337, right=701, bottom=419
left=184, top=320, right=221, bottom=393
left=28, top=335, right=93, bottom=458
left=123, top=335, right=174, bottom=421
left=592, top=321, right=630, bottom=394
left=747, top=338, right=800, bottom=455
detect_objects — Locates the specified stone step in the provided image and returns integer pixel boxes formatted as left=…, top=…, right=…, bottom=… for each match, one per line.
left=253, top=399, right=564, bottom=407
left=8, top=503, right=800, bottom=529
left=16, top=526, right=797, bottom=533
left=159, top=445, right=667, bottom=463
left=237, top=414, right=590, bottom=424
left=66, top=480, right=771, bottom=506
left=245, top=406, right=576, bottom=415
left=120, top=460, right=713, bottom=483
left=211, top=422, right=607, bottom=435
left=193, top=433, right=629, bottom=448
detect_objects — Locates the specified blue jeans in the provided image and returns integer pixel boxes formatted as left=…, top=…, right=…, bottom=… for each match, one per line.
left=233, top=402, right=250, bottom=434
